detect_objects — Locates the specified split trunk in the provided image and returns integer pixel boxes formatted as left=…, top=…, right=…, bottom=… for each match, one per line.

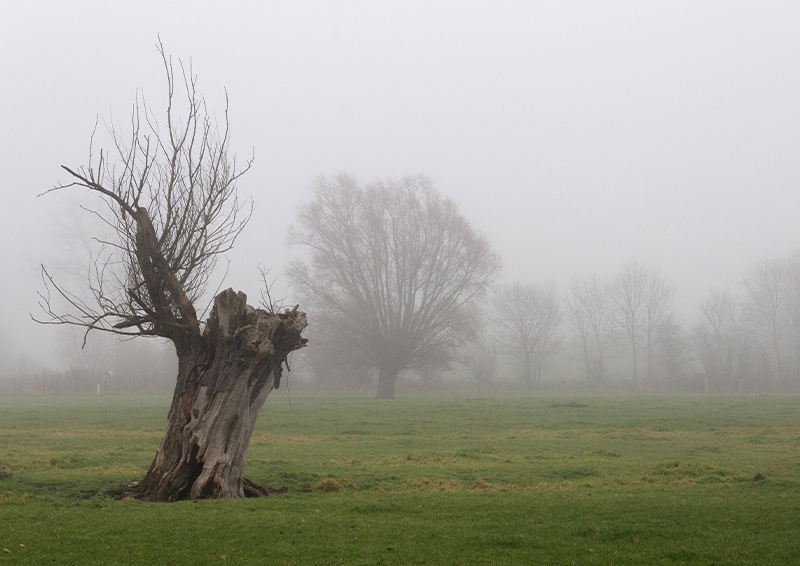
left=134, top=289, right=307, bottom=501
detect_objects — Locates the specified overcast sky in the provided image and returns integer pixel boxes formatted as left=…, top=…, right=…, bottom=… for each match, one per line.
left=2, top=1, right=800, bottom=369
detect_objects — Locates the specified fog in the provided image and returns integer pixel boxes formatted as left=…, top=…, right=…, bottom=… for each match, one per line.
left=2, top=2, right=800, bottom=385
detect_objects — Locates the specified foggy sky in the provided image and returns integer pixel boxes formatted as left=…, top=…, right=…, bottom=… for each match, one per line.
left=2, top=1, right=800, bottom=369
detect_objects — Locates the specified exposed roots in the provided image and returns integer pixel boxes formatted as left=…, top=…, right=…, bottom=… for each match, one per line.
left=109, top=477, right=292, bottom=500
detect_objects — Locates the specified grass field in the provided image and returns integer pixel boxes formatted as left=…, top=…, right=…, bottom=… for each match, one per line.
left=0, top=393, right=798, bottom=565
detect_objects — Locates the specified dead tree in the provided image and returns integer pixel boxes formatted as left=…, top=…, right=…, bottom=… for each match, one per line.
left=36, top=45, right=306, bottom=501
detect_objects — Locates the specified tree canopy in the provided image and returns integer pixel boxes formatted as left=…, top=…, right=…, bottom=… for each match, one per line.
left=289, top=174, right=500, bottom=398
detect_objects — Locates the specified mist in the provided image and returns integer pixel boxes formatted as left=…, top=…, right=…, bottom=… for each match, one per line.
left=2, top=2, right=800, bottom=390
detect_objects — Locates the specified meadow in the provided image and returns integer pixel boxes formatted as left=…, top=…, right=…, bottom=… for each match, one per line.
left=0, top=393, right=798, bottom=565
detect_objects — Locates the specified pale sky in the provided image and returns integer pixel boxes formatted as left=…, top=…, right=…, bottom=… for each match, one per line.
left=2, top=1, right=800, bottom=369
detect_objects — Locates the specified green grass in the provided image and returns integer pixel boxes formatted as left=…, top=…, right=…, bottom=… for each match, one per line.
left=0, top=393, right=799, bottom=564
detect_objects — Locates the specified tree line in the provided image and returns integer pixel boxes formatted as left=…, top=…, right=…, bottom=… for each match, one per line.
left=291, top=177, right=800, bottom=395
left=40, top=164, right=799, bottom=399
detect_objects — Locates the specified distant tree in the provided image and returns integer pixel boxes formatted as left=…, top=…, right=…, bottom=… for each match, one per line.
left=565, top=274, right=612, bottom=382
left=608, top=262, right=649, bottom=386
left=655, top=315, right=691, bottom=388
left=643, top=270, right=676, bottom=381
left=608, top=262, right=674, bottom=386
left=742, top=257, right=786, bottom=382
left=36, top=44, right=307, bottom=501
left=693, top=289, right=739, bottom=391
left=782, top=253, right=800, bottom=386
left=490, top=281, right=562, bottom=386
left=288, top=174, right=500, bottom=399
left=464, top=337, right=497, bottom=392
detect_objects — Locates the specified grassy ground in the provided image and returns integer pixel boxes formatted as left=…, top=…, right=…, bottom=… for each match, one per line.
left=0, top=393, right=798, bottom=564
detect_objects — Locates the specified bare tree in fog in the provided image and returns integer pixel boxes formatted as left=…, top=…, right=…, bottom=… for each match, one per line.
left=565, top=274, right=612, bottom=382
left=464, top=337, right=497, bottom=392
left=742, top=257, right=786, bottom=382
left=608, top=261, right=649, bottom=386
left=288, top=174, right=500, bottom=399
left=490, top=282, right=561, bottom=386
left=655, top=315, right=691, bottom=388
left=643, top=270, right=676, bottom=380
left=693, top=289, right=740, bottom=391
left=36, top=44, right=307, bottom=501
left=608, top=262, right=674, bottom=385
left=782, top=253, right=800, bottom=386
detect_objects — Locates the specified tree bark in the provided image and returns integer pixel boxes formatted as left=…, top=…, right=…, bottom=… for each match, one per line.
left=376, top=366, right=399, bottom=399
left=133, top=289, right=306, bottom=501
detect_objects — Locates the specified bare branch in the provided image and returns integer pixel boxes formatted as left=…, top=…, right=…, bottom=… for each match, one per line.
left=258, top=267, right=286, bottom=316
left=37, top=43, right=252, bottom=344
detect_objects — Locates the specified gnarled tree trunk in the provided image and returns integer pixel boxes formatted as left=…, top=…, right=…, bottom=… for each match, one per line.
left=38, top=55, right=310, bottom=502
left=135, top=289, right=307, bottom=501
